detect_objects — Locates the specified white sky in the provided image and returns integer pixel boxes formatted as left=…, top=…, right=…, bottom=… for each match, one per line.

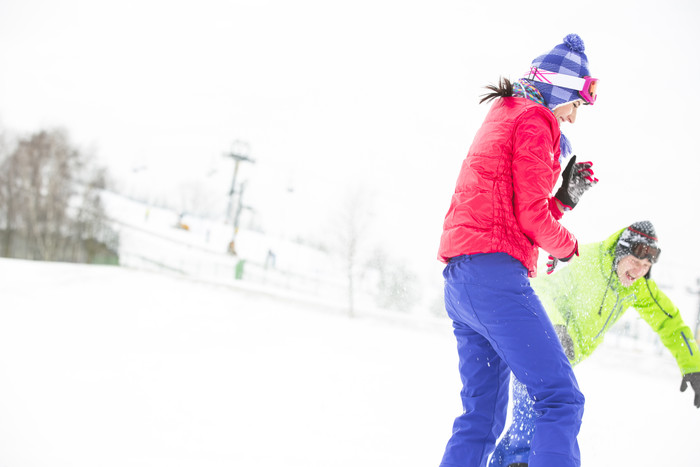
left=2, top=0, right=700, bottom=280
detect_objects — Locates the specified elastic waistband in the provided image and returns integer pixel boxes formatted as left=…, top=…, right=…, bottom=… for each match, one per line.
left=448, top=253, right=491, bottom=263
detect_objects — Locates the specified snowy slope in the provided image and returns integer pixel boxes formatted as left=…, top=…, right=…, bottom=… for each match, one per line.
left=0, top=258, right=698, bottom=466
left=101, top=190, right=354, bottom=307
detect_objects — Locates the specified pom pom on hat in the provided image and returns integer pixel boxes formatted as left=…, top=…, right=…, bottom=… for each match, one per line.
left=529, top=34, right=591, bottom=110
left=563, top=33, right=585, bottom=53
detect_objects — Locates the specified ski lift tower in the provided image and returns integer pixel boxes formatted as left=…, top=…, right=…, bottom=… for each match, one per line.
left=224, top=141, right=255, bottom=255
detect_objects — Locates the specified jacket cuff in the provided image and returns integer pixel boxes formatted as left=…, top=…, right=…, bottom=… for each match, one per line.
left=559, top=241, right=579, bottom=262
left=549, top=197, right=564, bottom=220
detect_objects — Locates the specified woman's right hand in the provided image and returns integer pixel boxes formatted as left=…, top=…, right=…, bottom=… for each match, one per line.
left=554, top=155, right=599, bottom=210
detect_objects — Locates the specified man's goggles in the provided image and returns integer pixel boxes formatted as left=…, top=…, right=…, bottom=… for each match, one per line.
left=630, top=243, right=661, bottom=264
left=525, top=66, right=599, bottom=105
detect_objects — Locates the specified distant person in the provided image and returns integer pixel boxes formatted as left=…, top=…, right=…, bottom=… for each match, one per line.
left=265, top=249, right=276, bottom=269
left=490, top=221, right=700, bottom=467
left=437, top=34, right=599, bottom=467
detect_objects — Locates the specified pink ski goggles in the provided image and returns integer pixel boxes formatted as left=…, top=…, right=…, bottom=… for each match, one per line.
left=526, top=66, right=599, bottom=105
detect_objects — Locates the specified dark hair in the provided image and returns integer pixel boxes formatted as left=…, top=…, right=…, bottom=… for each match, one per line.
left=479, top=77, right=514, bottom=104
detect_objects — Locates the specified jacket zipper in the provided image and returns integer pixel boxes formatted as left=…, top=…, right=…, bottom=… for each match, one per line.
left=595, top=269, right=636, bottom=340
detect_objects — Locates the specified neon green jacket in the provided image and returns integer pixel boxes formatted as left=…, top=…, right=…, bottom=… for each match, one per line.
left=532, top=227, right=700, bottom=376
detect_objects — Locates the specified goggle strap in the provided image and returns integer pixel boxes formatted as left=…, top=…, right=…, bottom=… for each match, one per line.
left=525, top=67, right=586, bottom=92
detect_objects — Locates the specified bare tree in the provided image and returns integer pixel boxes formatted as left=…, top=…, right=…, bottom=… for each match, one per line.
left=366, top=247, right=421, bottom=313
left=23, top=130, right=78, bottom=259
left=331, top=186, right=374, bottom=318
left=0, top=129, right=17, bottom=257
left=72, top=165, right=116, bottom=263
left=0, top=128, right=117, bottom=263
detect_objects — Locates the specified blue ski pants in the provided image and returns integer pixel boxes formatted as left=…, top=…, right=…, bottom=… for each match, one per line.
left=489, top=378, right=537, bottom=467
left=439, top=253, right=584, bottom=467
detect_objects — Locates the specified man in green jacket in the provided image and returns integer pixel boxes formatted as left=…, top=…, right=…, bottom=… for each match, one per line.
left=489, top=221, right=700, bottom=467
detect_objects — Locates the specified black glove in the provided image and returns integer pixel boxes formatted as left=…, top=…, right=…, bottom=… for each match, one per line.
left=680, top=372, right=700, bottom=408
left=554, top=155, right=599, bottom=211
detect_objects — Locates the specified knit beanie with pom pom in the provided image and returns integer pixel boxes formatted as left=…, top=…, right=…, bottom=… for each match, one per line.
left=529, top=34, right=591, bottom=110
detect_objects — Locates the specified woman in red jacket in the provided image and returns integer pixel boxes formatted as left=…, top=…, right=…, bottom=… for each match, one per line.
left=438, top=34, right=599, bottom=467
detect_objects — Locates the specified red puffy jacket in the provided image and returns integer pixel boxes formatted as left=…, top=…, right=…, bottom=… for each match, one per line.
left=438, top=97, right=577, bottom=277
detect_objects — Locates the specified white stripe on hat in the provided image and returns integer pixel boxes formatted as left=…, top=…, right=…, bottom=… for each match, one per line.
left=526, top=67, right=586, bottom=91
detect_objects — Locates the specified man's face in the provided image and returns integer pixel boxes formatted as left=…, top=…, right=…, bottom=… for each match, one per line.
left=616, top=255, right=652, bottom=287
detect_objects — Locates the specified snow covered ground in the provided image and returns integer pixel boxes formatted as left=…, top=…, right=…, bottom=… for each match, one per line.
left=0, top=258, right=698, bottom=467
